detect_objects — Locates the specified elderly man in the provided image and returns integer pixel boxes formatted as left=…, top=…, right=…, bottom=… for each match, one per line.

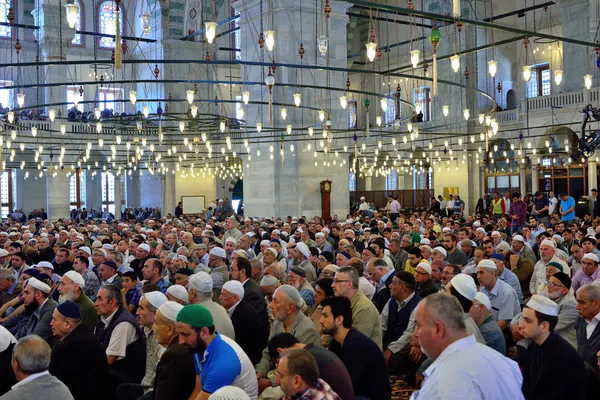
left=222, top=216, right=243, bottom=242
left=411, top=293, right=523, bottom=399
left=544, top=272, right=578, bottom=348
left=519, top=295, right=585, bottom=399
left=151, top=302, right=196, bottom=400
left=187, top=272, right=235, bottom=339
left=489, top=253, right=523, bottom=305
left=414, top=262, right=439, bottom=297
left=469, top=292, right=505, bottom=355
left=13, top=277, right=58, bottom=345
left=255, top=285, right=320, bottom=379
left=207, top=247, right=229, bottom=300
left=530, top=239, right=567, bottom=296
left=332, top=266, right=382, bottom=349
left=31, top=237, right=54, bottom=264
left=238, top=234, right=255, bottom=259
left=49, top=301, right=110, bottom=400
left=387, top=238, right=409, bottom=272
left=0, top=268, right=21, bottom=308
left=175, top=304, right=258, bottom=398
left=369, top=259, right=396, bottom=312
left=289, top=266, right=315, bottom=307
left=293, top=242, right=317, bottom=283
left=58, top=271, right=98, bottom=331
left=575, top=284, right=600, bottom=372
left=129, top=243, right=151, bottom=281
left=94, top=284, right=145, bottom=384
left=572, top=253, right=600, bottom=292
left=315, top=232, right=333, bottom=254
left=0, top=335, right=74, bottom=400
left=477, top=259, right=521, bottom=331
left=72, top=255, right=100, bottom=301
left=511, top=235, right=536, bottom=264
left=219, top=280, right=268, bottom=365
left=136, top=290, right=168, bottom=392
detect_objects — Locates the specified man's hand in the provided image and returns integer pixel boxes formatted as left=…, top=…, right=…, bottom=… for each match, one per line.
left=383, top=349, right=392, bottom=365
left=409, top=346, right=422, bottom=363
left=510, top=324, right=524, bottom=342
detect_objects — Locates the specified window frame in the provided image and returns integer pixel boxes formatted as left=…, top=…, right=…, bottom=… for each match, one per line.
left=413, top=86, right=431, bottom=122
left=101, top=171, right=116, bottom=215
left=348, top=100, right=357, bottom=129
left=0, top=79, right=13, bottom=109
left=1, top=170, right=14, bottom=219
left=71, top=0, right=85, bottom=47
left=526, top=64, right=550, bottom=98
left=98, top=87, right=123, bottom=113
left=69, top=170, right=84, bottom=210
left=0, top=0, right=13, bottom=40
left=96, top=0, right=125, bottom=49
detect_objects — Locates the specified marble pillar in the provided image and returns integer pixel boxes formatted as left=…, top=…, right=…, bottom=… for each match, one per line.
left=46, top=174, right=71, bottom=219
left=532, top=162, right=540, bottom=194
left=86, top=172, right=102, bottom=212
left=364, top=176, right=372, bottom=191
left=161, top=163, right=176, bottom=217
left=114, top=176, right=122, bottom=219
left=519, top=161, right=527, bottom=196
left=588, top=161, right=598, bottom=190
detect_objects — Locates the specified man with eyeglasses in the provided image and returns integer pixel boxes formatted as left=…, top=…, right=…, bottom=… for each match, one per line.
left=441, top=264, right=461, bottom=289
left=572, top=253, right=600, bottom=293
left=544, top=271, right=578, bottom=348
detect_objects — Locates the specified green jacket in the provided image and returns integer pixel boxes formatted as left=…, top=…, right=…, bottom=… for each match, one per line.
left=350, top=291, right=383, bottom=350
left=75, top=292, right=99, bottom=331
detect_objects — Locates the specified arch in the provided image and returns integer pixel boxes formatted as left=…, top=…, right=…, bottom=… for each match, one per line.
left=536, top=126, right=578, bottom=155
left=489, top=138, right=516, bottom=172
left=96, top=0, right=125, bottom=48
left=72, top=0, right=84, bottom=46
left=506, top=89, right=516, bottom=110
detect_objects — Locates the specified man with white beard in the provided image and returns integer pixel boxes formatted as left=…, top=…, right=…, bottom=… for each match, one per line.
left=57, top=271, right=98, bottom=331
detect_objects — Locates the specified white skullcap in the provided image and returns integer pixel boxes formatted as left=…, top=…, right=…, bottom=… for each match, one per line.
left=233, top=250, right=248, bottom=259
left=450, top=274, right=477, bottom=301
left=344, top=229, right=355, bottom=236
left=210, top=247, right=227, bottom=259
left=274, top=285, right=303, bottom=307
left=512, top=235, right=525, bottom=242
left=225, top=237, right=237, bottom=245
left=223, top=281, right=245, bottom=299
left=442, top=227, right=452, bottom=233
left=166, top=285, right=189, bottom=304
left=477, top=259, right=497, bottom=270
left=264, top=247, right=278, bottom=258
left=583, top=253, right=600, bottom=263
left=138, top=244, right=151, bottom=253
left=260, top=275, right=279, bottom=287
left=315, top=232, right=325, bottom=238
left=63, top=271, right=85, bottom=288
left=526, top=294, right=559, bottom=317
left=296, top=242, right=310, bottom=260
left=158, top=301, right=184, bottom=322
left=208, top=385, right=251, bottom=400
left=260, top=240, right=271, bottom=247
left=296, top=228, right=303, bottom=234
left=474, top=292, right=492, bottom=310
left=473, top=221, right=481, bottom=227
left=416, top=262, right=432, bottom=275
left=420, top=245, right=432, bottom=253
left=246, top=232, right=255, bottom=238
left=189, top=272, right=214, bottom=292
left=144, top=291, right=168, bottom=309
left=476, top=227, right=486, bottom=234
left=37, top=261, right=54, bottom=270
left=552, top=234, right=563, bottom=244
left=322, top=228, right=330, bottom=234
left=102, top=244, right=114, bottom=250
left=27, top=277, right=51, bottom=294
left=272, top=229, right=281, bottom=235
left=0, top=249, right=8, bottom=257
left=0, top=325, right=17, bottom=353
left=497, top=242, right=510, bottom=252
left=80, top=246, right=91, bottom=256
left=433, top=247, right=447, bottom=257
left=177, top=255, right=189, bottom=263
left=420, top=238, right=431, bottom=246
left=491, top=231, right=501, bottom=237
left=323, top=264, right=340, bottom=274
left=92, top=240, right=102, bottom=249
left=540, top=239, right=556, bottom=249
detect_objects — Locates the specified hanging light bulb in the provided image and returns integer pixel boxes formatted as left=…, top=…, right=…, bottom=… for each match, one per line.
left=478, top=114, right=485, bottom=124
left=98, top=138, right=104, bottom=147
left=488, top=60, right=498, bottom=78
left=286, top=124, right=292, bottom=134
left=219, top=120, right=226, bottom=132
left=142, top=105, right=149, bottom=118
left=48, top=109, right=56, bottom=122
left=179, top=121, right=185, bottom=132
left=10, top=130, right=15, bottom=140
left=186, top=90, right=194, bottom=105
left=242, top=91, right=250, bottom=105
left=292, top=93, right=302, bottom=108
left=129, top=90, right=137, bottom=105
left=64, top=1, right=79, bottom=29
left=339, top=96, right=347, bottom=109
left=96, top=122, right=102, bottom=133
left=205, top=22, right=218, bottom=43
left=522, top=65, right=532, bottom=82
left=308, top=127, right=314, bottom=136
left=366, top=41, right=377, bottom=62
left=318, top=35, right=329, bottom=56
left=379, top=98, right=387, bottom=112
left=94, top=107, right=101, bottom=120
left=450, top=54, right=460, bottom=72
left=140, top=13, right=151, bottom=34
left=485, top=115, right=491, bottom=125
left=256, top=122, right=262, bottom=132
left=190, top=105, right=198, bottom=118
left=264, top=30, right=275, bottom=51
left=7, top=111, right=14, bottom=123
left=442, top=105, right=449, bottom=117
left=31, top=127, right=37, bottom=137
left=17, top=93, right=24, bottom=107
left=60, top=124, right=66, bottom=135
left=554, top=69, right=563, bottom=85
left=116, top=135, right=122, bottom=144
left=463, top=109, right=470, bottom=120
left=280, top=107, right=287, bottom=120
left=407, top=122, right=413, bottom=132
left=410, top=49, right=420, bottom=68
left=238, top=106, right=244, bottom=119
left=376, top=116, right=382, bottom=126
left=318, top=109, right=325, bottom=122
left=584, top=74, right=593, bottom=89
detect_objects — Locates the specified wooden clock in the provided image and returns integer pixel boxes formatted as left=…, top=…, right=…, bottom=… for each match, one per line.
left=320, top=180, right=332, bottom=224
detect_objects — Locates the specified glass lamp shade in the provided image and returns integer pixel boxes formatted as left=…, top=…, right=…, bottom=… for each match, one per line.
left=265, top=73, right=275, bottom=87
left=65, top=2, right=79, bottom=29
left=463, top=109, right=470, bottom=120
left=7, top=111, right=14, bottom=123
left=339, top=96, right=347, bottom=109
left=190, top=105, right=198, bottom=118
left=318, top=110, right=325, bottom=122
left=220, top=121, right=226, bottom=132
left=366, top=42, right=377, bottom=62
left=31, top=127, right=37, bottom=137
left=280, top=107, right=287, bottom=120
left=318, top=35, right=329, bottom=56
left=522, top=66, right=532, bottom=82
left=485, top=115, right=491, bottom=125
left=242, top=91, right=250, bottom=105
left=380, top=98, right=387, bottom=112
left=442, top=105, right=449, bottom=117
left=488, top=60, right=498, bottom=78
left=143, top=105, right=150, bottom=118
left=411, top=50, right=420, bottom=68
left=205, top=22, right=217, bottom=43
left=48, top=109, right=56, bottom=122
left=140, top=13, right=151, bottom=34
left=293, top=93, right=301, bottom=107
left=179, top=121, right=185, bottom=132
left=407, top=122, right=413, bottom=132
left=186, top=90, right=194, bottom=105
left=96, top=123, right=103, bottom=133
left=17, top=93, right=25, bottom=107
left=129, top=90, right=137, bottom=105
left=264, top=30, right=275, bottom=51
left=584, top=74, right=593, bottom=90
left=286, top=125, right=292, bottom=134
left=450, top=54, right=460, bottom=73
left=478, top=114, right=485, bottom=124
left=94, top=107, right=101, bottom=120
left=308, top=127, right=314, bottom=136
left=376, top=116, right=382, bottom=126
left=554, top=69, right=563, bottom=85
left=256, top=123, right=262, bottom=132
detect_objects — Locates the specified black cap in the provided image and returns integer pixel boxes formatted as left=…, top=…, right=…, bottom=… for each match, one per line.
left=176, top=268, right=194, bottom=276
left=395, top=271, right=416, bottom=286
left=552, top=272, right=572, bottom=291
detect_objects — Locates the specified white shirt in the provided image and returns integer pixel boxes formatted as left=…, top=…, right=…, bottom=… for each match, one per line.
left=11, top=371, right=50, bottom=390
left=358, top=276, right=375, bottom=300
left=446, top=200, right=455, bottom=210
left=586, top=312, right=600, bottom=339
left=411, top=335, right=524, bottom=400
left=548, top=197, right=558, bottom=214
left=359, top=201, right=370, bottom=211
left=101, top=309, right=139, bottom=360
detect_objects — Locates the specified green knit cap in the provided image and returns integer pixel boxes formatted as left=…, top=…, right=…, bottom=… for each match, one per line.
left=546, top=262, right=563, bottom=272
left=176, top=304, right=214, bottom=328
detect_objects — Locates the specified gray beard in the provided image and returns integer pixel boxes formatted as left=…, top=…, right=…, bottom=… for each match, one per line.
left=59, top=291, right=76, bottom=303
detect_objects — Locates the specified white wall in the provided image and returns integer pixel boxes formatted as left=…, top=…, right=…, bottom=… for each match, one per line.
left=175, top=174, right=217, bottom=211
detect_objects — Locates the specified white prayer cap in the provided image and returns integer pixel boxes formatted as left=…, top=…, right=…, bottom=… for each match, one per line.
left=210, top=247, right=227, bottom=259
left=222, top=281, right=244, bottom=299
left=92, top=240, right=102, bottom=249
left=144, top=291, right=168, bottom=309
left=315, top=232, right=325, bottom=238
left=497, top=242, right=510, bottom=252
left=260, top=275, right=279, bottom=287
left=158, top=301, right=184, bottom=322
left=264, top=248, right=278, bottom=258
left=138, top=244, right=151, bottom=253
left=450, top=274, right=477, bottom=301
left=177, top=255, right=189, bottom=263
left=432, top=247, right=447, bottom=257
left=473, top=221, right=481, bottom=227
left=540, top=239, right=556, bottom=249
left=420, top=245, right=432, bottom=253
left=0, top=325, right=17, bottom=353
left=260, top=240, right=271, bottom=247
left=274, top=285, right=303, bottom=307
left=416, top=262, right=432, bottom=275
left=526, top=294, right=559, bottom=317
left=296, top=242, right=310, bottom=260
left=27, top=277, right=51, bottom=294
left=321, top=228, right=330, bottom=234
left=477, top=259, right=497, bottom=270
left=552, top=234, right=563, bottom=244
left=512, top=235, right=525, bottom=243
left=166, top=285, right=189, bottom=304
left=94, top=248, right=108, bottom=258
left=420, top=238, right=431, bottom=246
left=189, top=272, right=214, bottom=292
left=246, top=232, right=255, bottom=238
left=102, top=244, right=114, bottom=250
left=344, top=229, right=355, bottom=236
left=476, top=227, right=486, bottom=234
left=442, top=227, right=452, bottom=233
left=583, top=253, right=600, bottom=263
left=491, top=231, right=501, bottom=237
left=233, top=250, right=247, bottom=259
left=225, top=237, right=237, bottom=245
left=63, top=271, right=85, bottom=288
left=323, top=264, right=340, bottom=274
left=80, top=246, right=92, bottom=256
left=37, top=261, right=54, bottom=270
left=474, top=292, right=492, bottom=310
left=272, top=229, right=281, bottom=235
left=208, top=386, right=251, bottom=400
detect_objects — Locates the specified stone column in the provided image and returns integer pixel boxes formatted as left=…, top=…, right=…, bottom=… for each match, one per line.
left=114, top=175, right=122, bottom=220
left=46, top=174, right=70, bottom=220
left=86, top=172, right=102, bottom=212
left=519, top=161, right=527, bottom=196
left=532, top=161, right=540, bottom=194
left=161, top=163, right=176, bottom=217
left=588, top=160, right=598, bottom=190
left=364, top=176, right=372, bottom=191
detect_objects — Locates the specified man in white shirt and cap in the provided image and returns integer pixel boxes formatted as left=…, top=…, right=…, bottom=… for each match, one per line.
left=208, top=247, right=229, bottom=300
left=477, top=259, right=520, bottom=331
left=358, top=197, right=370, bottom=211
left=137, top=291, right=168, bottom=389
left=187, top=272, right=235, bottom=339
left=166, top=284, right=189, bottom=305
left=519, top=295, right=585, bottom=399
left=293, top=242, right=317, bottom=283
left=530, top=239, right=568, bottom=296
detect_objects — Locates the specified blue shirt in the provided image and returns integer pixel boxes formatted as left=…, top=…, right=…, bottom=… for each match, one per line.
left=453, top=199, right=465, bottom=215
left=410, top=335, right=523, bottom=400
left=560, top=196, right=576, bottom=221
left=499, top=268, right=524, bottom=304
left=479, top=280, right=521, bottom=322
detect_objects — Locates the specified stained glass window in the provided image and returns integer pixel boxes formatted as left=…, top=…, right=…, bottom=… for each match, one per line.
left=349, top=172, right=356, bottom=191
left=72, top=0, right=82, bottom=45
left=98, top=1, right=123, bottom=48
left=0, top=0, right=11, bottom=38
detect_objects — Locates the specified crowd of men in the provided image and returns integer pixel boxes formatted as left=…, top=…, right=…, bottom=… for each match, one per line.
left=0, top=189, right=599, bottom=400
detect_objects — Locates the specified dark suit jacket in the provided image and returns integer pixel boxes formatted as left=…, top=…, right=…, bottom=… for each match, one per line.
left=231, top=299, right=269, bottom=365
left=153, top=336, right=196, bottom=400
left=243, top=279, right=268, bottom=324
left=416, top=279, right=439, bottom=298
left=49, top=324, right=110, bottom=400
left=372, top=272, right=395, bottom=313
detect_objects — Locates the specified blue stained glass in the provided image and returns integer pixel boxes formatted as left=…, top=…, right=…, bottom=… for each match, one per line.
left=98, top=1, right=123, bottom=48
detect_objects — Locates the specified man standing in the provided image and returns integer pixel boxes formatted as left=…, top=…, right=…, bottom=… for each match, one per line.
left=175, top=304, right=258, bottom=398
left=320, top=296, right=391, bottom=400
left=411, top=293, right=523, bottom=399
left=532, top=191, right=550, bottom=225
left=58, top=271, right=98, bottom=331
left=548, top=191, right=558, bottom=216
left=446, top=194, right=455, bottom=217
left=49, top=301, right=109, bottom=400
left=152, top=302, right=196, bottom=400
left=508, top=192, right=527, bottom=235
left=222, top=216, right=243, bottom=244
left=453, top=195, right=465, bottom=217
left=174, top=202, right=183, bottom=218
left=387, top=195, right=401, bottom=221
left=559, top=192, right=576, bottom=222
left=519, top=295, right=585, bottom=399
left=491, top=192, right=505, bottom=219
